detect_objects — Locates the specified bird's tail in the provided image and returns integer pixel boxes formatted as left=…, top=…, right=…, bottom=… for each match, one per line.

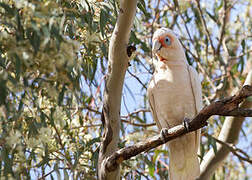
left=168, top=131, right=200, bottom=180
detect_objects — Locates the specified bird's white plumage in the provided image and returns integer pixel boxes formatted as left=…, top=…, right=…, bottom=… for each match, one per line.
left=153, top=28, right=176, bottom=39
left=148, top=28, right=202, bottom=180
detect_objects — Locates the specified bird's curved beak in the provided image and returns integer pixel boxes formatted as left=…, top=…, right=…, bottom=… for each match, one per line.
left=152, top=40, right=162, bottom=53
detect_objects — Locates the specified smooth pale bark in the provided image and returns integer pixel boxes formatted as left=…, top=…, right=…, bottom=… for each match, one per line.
left=199, top=70, right=252, bottom=180
left=98, top=0, right=137, bottom=180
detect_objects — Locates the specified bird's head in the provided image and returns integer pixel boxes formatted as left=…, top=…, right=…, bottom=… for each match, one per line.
left=152, top=28, right=186, bottom=64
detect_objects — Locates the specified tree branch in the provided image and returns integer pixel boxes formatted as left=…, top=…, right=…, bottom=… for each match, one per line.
left=199, top=70, right=252, bottom=180
left=205, top=134, right=252, bottom=164
left=195, top=0, right=215, bottom=54
left=121, top=119, right=156, bottom=127
left=103, top=85, right=252, bottom=173
left=98, top=0, right=137, bottom=179
left=121, top=109, right=150, bottom=118
left=215, top=108, right=252, bottom=117
left=216, top=0, right=229, bottom=55
left=127, top=69, right=148, bottom=89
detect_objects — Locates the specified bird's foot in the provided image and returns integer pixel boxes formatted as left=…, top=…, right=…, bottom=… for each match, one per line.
left=183, top=117, right=190, bottom=132
left=160, top=128, right=169, bottom=143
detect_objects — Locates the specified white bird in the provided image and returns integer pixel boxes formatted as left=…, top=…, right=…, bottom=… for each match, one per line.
left=147, top=28, right=202, bottom=180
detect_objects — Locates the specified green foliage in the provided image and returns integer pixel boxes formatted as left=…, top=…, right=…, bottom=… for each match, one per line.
left=0, top=0, right=251, bottom=179
left=0, top=0, right=115, bottom=178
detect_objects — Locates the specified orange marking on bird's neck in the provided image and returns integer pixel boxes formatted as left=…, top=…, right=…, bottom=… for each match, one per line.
left=157, top=54, right=167, bottom=62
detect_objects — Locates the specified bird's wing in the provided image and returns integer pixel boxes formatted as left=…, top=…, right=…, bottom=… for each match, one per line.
left=188, top=65, right=203, bottom=113
left=147, top=79, right=162, bottom=130
left=188, top=65, right=203, bottom=151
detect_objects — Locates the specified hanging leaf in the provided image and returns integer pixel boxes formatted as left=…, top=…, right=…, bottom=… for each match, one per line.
left=100, top=9, right=107, bottom=37
left=208, top=135, right=217, bottom=154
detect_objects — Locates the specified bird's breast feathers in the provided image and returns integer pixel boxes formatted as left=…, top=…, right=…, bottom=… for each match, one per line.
left=149, top=65, right=196, bottom=124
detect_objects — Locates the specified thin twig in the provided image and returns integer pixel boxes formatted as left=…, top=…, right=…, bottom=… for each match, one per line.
left=121, top=119, right=156, bottom=127
left=195, top=0, right=215, bottom=54
left=158, top=158, right=169, bottom=171
left=38, top=170, right=54, bottom=180
left=127, top=69, right=147, bottom=89
left=66, top=105, right=102, bottom=114
left=216, top=0, right=228, bottom=56
left=206, top=134, right=252, bottom=164
left=121, top=109, right=150, bottom=118
left=71, top=124, right=102, bottom=129
left=229, top=49, right=252, bottom=61
left=136, top=56, right=153, bottom=74
left=151, top=0, right=161, bottom=40
left=123, top=162, right=151, bottom=180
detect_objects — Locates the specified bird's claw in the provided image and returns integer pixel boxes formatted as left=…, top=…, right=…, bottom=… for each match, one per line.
left=183, top=117, right=190, bottom=132
left=160, top=128, right=169, bottom=143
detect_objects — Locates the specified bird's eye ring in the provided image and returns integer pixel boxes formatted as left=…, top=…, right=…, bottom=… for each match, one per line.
left=164, top=36, right=171, bottom=45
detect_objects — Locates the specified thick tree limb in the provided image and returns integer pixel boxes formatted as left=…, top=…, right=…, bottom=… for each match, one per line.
left=104, top=84, right=252, bottom=172
left=188, top=85, right=252, bottom=131
left=199, top=70, right=252, bottom=180
left=215, top=108, right=252, bottom=117
left=98, top=0, right=137, bottom=179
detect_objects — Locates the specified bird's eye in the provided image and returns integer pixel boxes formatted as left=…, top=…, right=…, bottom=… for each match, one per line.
left=164, top=36, right=171, bottom=45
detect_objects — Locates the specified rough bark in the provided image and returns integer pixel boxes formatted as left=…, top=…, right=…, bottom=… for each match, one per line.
left=199, top=70, right=252, bottom=180
left=98, top=0, right=137, bottom=180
